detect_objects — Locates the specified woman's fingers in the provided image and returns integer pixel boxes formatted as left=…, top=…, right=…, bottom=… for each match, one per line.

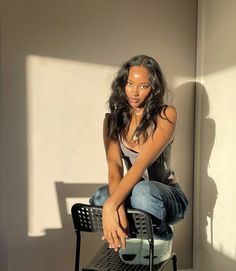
left=103, top=227, right=127, bottom=251
left=117, top=228, right=128, bottom=249
left=104, top=229, right=119, bottom=250
left=105, top=231, right=115, bottom=248
left=111, top=228, right=127, bottom=251
left=112, top=229, right=121, bottom=249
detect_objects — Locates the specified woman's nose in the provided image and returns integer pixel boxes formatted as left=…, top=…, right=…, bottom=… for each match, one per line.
left=132, top=85, right=139, bottom=96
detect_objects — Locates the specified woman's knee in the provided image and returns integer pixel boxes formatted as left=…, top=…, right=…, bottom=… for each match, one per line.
left=89, top=185, right=109, bottom=206
left=130, top=180, right=163, bottom=210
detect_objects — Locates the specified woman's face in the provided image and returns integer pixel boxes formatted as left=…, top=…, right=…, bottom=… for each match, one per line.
left=125, top=65, right=152, bottom=109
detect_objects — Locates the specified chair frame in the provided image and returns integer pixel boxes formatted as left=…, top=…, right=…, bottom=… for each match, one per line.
left=71, top=203, right=177, bottom=271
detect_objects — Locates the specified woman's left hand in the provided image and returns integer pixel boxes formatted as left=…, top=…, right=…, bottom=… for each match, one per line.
left=102, top=199, right=128, bottom=252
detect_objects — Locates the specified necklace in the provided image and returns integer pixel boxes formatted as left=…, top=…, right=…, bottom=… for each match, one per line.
left=133, top=133, right=138, bottom=141
left=132, top=112, right=142, bottom=141
left=129, top=108, right=144, bottom=142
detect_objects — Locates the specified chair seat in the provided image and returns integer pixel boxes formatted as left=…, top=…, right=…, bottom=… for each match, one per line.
left=82, top=242, right=176, bottom=271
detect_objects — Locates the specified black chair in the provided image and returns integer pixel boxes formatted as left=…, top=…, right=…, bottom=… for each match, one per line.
left=71, top=203, right=177, bottom=271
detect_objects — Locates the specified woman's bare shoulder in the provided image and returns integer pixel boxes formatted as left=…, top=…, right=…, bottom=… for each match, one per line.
left=159, top=105, right=177, bottom=124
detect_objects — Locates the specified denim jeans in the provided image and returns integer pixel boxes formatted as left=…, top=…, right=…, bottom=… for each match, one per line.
left=89, top=180, right=189, bottom=240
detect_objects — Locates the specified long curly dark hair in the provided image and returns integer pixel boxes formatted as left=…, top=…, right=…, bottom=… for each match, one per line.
left=107, top=55, right=169, bottom=143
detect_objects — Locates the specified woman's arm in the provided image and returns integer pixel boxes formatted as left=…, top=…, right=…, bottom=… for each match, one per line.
left=102, top=115, right=129, bottom=250
left=103, top=114, right=124, bottom=195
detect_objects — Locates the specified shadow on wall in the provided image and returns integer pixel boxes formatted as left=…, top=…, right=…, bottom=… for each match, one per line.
left=23, top=182, right=104, bottom=270
left=197, top=83, right=236, bottom=270
left=198, top=84, right=218, bottom=249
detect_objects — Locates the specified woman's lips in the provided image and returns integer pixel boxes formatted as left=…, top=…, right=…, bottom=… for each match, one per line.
left=129, top=98, right=139, bottom=104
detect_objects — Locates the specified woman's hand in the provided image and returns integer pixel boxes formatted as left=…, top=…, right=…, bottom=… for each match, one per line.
left=102, top=199, right=128, bottom=252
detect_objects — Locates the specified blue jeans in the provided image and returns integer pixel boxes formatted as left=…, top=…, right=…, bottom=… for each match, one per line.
left=89, top=180, right=189, bottom=240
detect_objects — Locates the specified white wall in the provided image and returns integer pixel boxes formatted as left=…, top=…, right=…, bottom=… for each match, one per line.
left=194, top=0, right=236, bottom=270
left=0, top=1, right=196, bottom=270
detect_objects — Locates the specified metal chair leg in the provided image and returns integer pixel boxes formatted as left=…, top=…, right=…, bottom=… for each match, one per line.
left=75, top=232, right=81, bottom=271
left=172, top=254, right=177, bottom=271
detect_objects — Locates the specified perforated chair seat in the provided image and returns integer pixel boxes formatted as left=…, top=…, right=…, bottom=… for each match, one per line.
left=71, top=203, right=177, bottom=271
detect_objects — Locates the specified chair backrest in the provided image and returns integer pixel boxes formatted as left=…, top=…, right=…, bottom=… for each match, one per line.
left=71, top=203, right=154, bottom=241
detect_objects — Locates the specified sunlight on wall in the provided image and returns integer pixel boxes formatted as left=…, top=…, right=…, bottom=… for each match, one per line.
left=203, top=66, right=236, bottom=260
left=26, top=55, right=118, bottom=236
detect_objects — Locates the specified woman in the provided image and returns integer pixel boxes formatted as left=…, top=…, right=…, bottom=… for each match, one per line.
left=89, top=55, right=188, bottom=254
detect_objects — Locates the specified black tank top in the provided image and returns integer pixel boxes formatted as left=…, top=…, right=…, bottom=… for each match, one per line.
left=120, top=141, right=173, bottom=184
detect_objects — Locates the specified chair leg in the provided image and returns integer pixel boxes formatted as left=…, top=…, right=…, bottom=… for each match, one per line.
left=75, top=232, right=81, bottom=271
left=172, top=254, right=177, bottom=271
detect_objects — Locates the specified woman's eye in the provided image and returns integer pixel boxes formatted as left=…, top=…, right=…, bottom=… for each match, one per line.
left=141, top=84, right=149, bottom=89
left=127, top=82, right=133, bottom=87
